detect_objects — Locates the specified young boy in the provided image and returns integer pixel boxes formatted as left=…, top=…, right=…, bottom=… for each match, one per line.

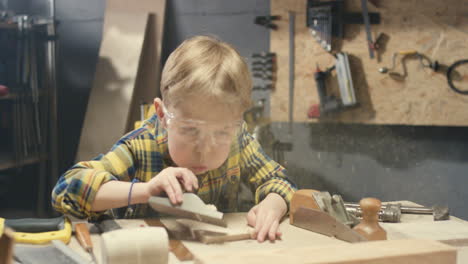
left=52, top=36, right=297, bottom=242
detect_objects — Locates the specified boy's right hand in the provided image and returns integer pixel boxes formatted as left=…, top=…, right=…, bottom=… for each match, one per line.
left=145, top=167, right=199, bottom=205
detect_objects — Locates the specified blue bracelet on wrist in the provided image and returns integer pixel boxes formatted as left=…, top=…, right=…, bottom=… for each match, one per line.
left=125, top=178, right=139, bottom=218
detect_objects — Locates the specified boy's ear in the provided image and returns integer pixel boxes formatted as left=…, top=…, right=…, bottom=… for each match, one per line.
left=153, top=98, right=164, bottom=120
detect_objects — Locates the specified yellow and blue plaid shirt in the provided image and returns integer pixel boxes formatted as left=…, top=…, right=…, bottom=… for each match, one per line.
left=52, top=114, right=297, bottom=219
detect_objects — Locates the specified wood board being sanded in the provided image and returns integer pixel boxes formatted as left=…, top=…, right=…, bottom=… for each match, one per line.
left=76, top=0, right=166, bottom=162
left=270, top=0, right=468, bottom=126
left=195, top=239, right=456, bottom=264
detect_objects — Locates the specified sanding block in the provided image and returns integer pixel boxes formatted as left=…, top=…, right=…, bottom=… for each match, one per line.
left=148, top=193, right=227, bottom=227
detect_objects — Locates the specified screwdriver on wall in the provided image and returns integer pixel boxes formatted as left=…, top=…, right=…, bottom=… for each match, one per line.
left=75, top=223, right=98, bottom=263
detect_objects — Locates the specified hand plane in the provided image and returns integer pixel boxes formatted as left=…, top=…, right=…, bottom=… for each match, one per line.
left=290, top=189, right=366, bottom=243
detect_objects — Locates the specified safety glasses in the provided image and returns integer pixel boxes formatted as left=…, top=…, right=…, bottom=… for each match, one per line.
left=162, top=105, right=243, bottom=146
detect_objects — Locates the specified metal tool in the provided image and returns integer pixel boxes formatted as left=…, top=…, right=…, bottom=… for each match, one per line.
left=75, top=223, right=97, bottom=263
left=345, top=202, right=450, bottom=221
left=446, top=59, right=468, bottom=95
left=308, top=52, right=357, bottom=118
left=292, top=207, right=367, bottom=243
left=0, top=216, right=72, bottom=244
left=290, top=189, right=359, bottom=228
left=361, top=0, right=374, bottom=59
left=346, top=203, right=401, bottom=223
left=379, top=50, right=440, bottom=82
left=312, top=191, right=359, bottom=227
left=288, top=11, right=295, bottom=134
left=148, top=193, right=227, bottom=227
left=371, top=32, right=389, bottom=61
left=93, top=215, right=122, bottom=233
left=306, top=0, right=380, bottom=52
left=251, top=52, right=276, bottom=91
left=254, top=15, right=280, bottom=30
left=379, top=50, right=418, bottom=74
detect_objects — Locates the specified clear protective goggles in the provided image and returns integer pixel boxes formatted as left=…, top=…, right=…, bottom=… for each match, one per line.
left=162, top=105, right=243, bottom=146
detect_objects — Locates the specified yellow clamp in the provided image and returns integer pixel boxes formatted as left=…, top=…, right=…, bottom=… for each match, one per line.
left=0, top=217, right=72, bottom=245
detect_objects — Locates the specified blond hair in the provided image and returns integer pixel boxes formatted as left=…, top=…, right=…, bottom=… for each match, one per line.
left=160, top=35, right=252, bottom=112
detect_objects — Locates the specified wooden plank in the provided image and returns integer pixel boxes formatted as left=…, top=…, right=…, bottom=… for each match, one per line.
left=76, top=10, right=147, bottom=161
left=126, top=13, right=159, bottom=132
left=101, top=0, right=167, bottom=132
left=270, top=0, right=468, bottom=126
left=76, top=0, right=166, bottom=162
left=195, top=239, right=456, bottom=264
left=384, top=220, right=468, bottom=241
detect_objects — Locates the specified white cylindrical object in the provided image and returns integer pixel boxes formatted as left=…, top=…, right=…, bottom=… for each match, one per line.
left=101, top=227, right=169, bottom=264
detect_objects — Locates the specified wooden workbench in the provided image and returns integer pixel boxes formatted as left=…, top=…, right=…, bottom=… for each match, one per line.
left=67, top=201, right=468, bottom=264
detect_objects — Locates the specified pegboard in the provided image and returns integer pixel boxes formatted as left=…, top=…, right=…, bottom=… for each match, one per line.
left=270, top=0, right=468, bottom=126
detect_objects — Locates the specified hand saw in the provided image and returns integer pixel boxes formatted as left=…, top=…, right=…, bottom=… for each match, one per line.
left=148, top=193, right=227, bottom=227
left=292, top=207, right=367, bottom=243
left=0, top=216, right=72, bottom=245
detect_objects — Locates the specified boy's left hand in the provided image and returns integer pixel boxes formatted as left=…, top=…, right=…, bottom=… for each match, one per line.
left=247, top=193, right=287, bottom=242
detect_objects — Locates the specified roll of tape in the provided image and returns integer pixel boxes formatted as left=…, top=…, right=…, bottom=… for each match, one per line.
left=101, top=227, right=169, bottom=264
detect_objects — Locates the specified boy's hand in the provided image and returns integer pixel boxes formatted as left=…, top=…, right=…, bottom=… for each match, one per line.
left=145, top=167, right=199, bottom=204
left=247, top=193, right=287, bottom=242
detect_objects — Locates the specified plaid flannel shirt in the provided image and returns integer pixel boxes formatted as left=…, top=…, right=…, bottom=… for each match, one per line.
left=52, top=114, right=297, bottom=219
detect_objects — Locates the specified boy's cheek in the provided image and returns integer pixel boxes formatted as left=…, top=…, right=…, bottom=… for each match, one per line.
left=167, top=139, right=192, bottom=166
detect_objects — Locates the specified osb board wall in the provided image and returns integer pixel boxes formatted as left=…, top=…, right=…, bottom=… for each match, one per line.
left=270, top=0, right=468, bottom=126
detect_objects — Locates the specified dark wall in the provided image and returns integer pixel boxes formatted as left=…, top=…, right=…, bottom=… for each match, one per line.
left=272, top=122, right=468, bottom=219
left=54, top=0, right=468, bottom=220
left=56, top=0, right=105, bottom=173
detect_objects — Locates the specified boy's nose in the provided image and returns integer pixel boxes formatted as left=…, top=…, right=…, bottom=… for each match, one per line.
left=194, top=133, right=216, bottom=154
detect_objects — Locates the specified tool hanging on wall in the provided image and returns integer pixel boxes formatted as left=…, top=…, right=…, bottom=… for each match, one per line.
left=308, top=52, right=357, bottom=118
left=288, top=11, right=295, bottom=134
left=254, top=15, right=280, bottom=30
left=306, top=0, right=380, bottom=52
left=379, top=50, right=440, bottom=81
left=251, top=52, right=276, bottom=90
left=360, top=0, right=374, bottom=59
left=446, top=59, right=468, bottom=95
left=371, top=32, right=389, bottom=62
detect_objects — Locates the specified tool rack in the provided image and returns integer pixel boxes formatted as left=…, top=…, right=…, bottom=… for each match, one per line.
left=0, top=17, right=58, bottom=217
